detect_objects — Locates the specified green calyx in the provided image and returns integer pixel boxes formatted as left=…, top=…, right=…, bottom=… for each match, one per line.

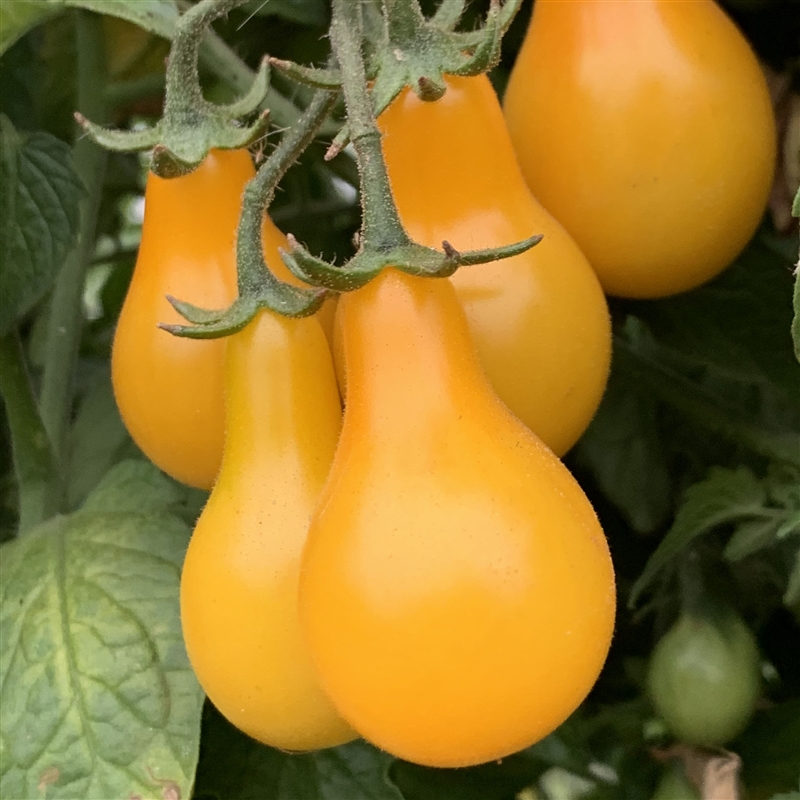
left=272, top=0, right=521, bottom=158
left=160, top=285, right=327, bottom=340
left=163, top=89, right=338, bottom=340
left=75, top=0, right=270, bottom=178
left=269, top=0, right=540, bottom=296
left=281, top=233, right=544, bottom=293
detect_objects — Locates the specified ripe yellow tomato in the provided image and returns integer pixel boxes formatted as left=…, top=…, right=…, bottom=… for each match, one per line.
left=112, top=149, right=243, bottom=489
left=180, top=309, right=354, bottom=751
left=112, top=149, right=324, bottom=489
left=299, top=269, right=616, bottom=768
left=503, top=0, right=776, bottom=298
left=378, top=76, right=611, bottom=456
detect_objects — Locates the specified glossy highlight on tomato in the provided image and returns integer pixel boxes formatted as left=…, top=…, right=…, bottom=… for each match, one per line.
left=503, top=0, right=776, bottom=298
left=378, top=75, right=611, bottom=456
left=112, top=149, right=303, bottom=489
left=300, top=268, right=616, bottom=768
left=180, top=308, right=354, bottom=751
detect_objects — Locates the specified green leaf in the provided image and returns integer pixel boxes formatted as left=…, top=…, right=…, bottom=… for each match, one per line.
left=629, top=232, right=800, bottom=406
left=0, top=2, right=60, bottom=56
left=737, top=699, right=800, bottom=799
left=776, top=511, right=800, bottom=540
left=0, top=461, right=203, bottom=800
left=793, top=263, right=799, bottom=365
left=0, top=0, right=178, bottom=56
left=194, top=704, right=403, bottom=800
left=767, top=793, right=800, bottom=800
left=784, top=548, right=800, bottom=607
left=66, top=0, right=178, bottom=38
left=766, top=466, right=800, bottom=510
left=0, top=116, right=84, bottom=337
left=575, top=365, right=672, bottom=534
left=81, top=459, right=184, bottom=514
left=615, top=335, right=800, bottom=468
left=724, top=517, right=785, bottom=561
left=66, top=366, right=141, bottom=510
left=629, top=467, right=769, bottom=608
left=389, top=752, right=543, bottom=800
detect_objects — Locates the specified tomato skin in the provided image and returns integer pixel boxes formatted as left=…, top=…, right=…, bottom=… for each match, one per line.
left=378, top=76, right=611, bottom=456
left=180, top=308, right=354, bottom=751
left=112, top=149, right=311, bottom=489
left=647, top=611, right=761, bottom=747
left=299, top=269, right=616, bottom=768
left=503, top=0, right=776, bottom=299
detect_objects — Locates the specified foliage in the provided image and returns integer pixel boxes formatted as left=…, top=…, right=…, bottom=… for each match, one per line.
left=0, top=116, right=84, bottom=336
left=0, top=461, right=204, bottom=799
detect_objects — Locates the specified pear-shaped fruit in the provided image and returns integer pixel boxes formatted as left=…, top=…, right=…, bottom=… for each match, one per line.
left=377, top=75, right=610, bottom=455
left=300, top=269, right=616, bottom=768
left=503, top=0, right=776, bottom=298
left=180, top=309, right=354, bottom=751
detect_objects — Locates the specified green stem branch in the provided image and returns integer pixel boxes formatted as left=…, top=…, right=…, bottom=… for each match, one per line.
left=238, top=89, right=339, bottom=294
left=330, top=0, right=408, bottom=251
left=167, top=0, right=250, bottom=112
left=0, top=335, right=59, bottom=533
left=39, top=10, right=109, bottom=496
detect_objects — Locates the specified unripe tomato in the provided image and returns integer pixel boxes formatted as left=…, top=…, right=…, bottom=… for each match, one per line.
left=299, top=269, right=616, bottom=768
left=378, top=76, right=611, bottom=456
left=647, top=610, right=761, bottom=747
left=112, top=149, right=322, bottom=489
left=180, top=309, right=354, bottom=751
left=503, top=0, right=776, bottom=298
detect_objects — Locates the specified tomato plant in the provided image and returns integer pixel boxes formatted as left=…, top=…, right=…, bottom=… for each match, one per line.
left=300, top=268, right=615, bottom=768
left=503, top=0, right=777, bottom=298
left=1, top=0, right=798, bottom=798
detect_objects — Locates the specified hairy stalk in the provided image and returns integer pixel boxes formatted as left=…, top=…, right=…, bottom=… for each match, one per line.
left=238, top=89, right=339, bottom=292
left=329, top=0, right=408, bottom=251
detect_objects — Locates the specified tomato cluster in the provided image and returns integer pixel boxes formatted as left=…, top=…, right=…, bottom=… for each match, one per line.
left=111, top=0, right=774, bottom=769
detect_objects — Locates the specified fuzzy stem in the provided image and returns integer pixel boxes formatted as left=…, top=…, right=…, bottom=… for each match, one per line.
left=39, top=11, right=108, bottom=493
left=238, top=89, right=339, bottom=293
left=330, top=0, right=408, bottom=252
left=165, top=0, right=249, bottom=114
left=0, top=334, right=59, bottom=534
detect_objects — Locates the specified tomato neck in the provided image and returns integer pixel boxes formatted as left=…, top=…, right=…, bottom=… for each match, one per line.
left=338, top=270, right=486, bottom=434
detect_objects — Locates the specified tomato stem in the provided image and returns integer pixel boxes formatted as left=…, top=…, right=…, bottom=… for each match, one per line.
left=330, top=0, right=410, bottom=252
left=75, top=0, right=272, bottom=177
left=161, top=88, right=336, bottom=339
left=236, top=88, right=338, bottom=298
